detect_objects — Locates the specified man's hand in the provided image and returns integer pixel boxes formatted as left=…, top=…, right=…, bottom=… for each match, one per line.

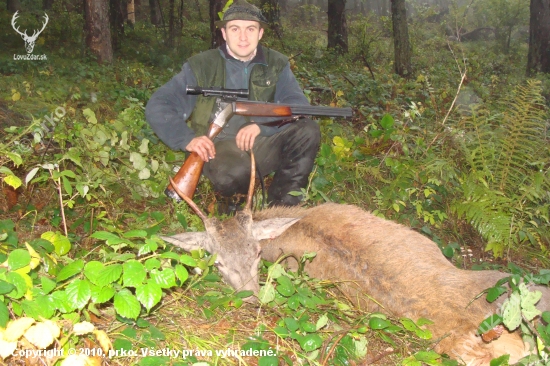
left=186, top=136, right=216, bottom=162
left=236, top=124, right=261, bottom=151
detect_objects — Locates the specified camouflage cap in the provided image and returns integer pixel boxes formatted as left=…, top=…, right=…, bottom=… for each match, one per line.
left=215, top=0, right=268, bottom=28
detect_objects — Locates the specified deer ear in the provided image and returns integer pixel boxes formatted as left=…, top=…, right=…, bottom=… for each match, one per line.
left=252, top=218, right=301, bottom=240
left=160, top=233, right=212, bottom=252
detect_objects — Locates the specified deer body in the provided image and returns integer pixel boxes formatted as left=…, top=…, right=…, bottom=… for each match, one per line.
left=255, top=203, right=550, bottom=365
left=162, top=154, right=548, bottom=365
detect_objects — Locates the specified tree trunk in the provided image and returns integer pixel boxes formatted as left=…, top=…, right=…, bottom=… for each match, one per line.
left=168, top=0, right=175, bottom=47
left=110, top=0, right=126, bottom=51
left=7, top=0, right=21, bottom=12
left=391, top=0, right=412, bottom=77
left=85, top=0, right=113, bottom=63
left=527, top=0, right=550, bottom=75
left=149, top=0, right=161, bottom=25
left=43, top=0, right=54, bottom=10
left=327, top=0, right=348, bottom=54
left=261, top=0, right=283, bottom=37
left=209, top=0, right=224, bottom=49
left=127, top=0, right=135, bottom=24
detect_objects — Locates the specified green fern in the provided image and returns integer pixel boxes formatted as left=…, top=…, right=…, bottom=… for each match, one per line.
left=452, top=80, right=550, bottom=257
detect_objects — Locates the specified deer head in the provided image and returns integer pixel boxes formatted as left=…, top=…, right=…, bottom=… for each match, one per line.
left=161, top=153, right=300, bottom=302
left=11, top=11, right=49, bottom=54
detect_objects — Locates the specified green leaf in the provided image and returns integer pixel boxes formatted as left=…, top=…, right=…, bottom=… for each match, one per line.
left=123, top=260, right=147, bottom=287
left=91, top=285, right=116, bottom=304
left=284, top=318, right=300, bottom=332
left=369, top=317, right=390, bottom=330
left=114, top=289, right=141, bottom=319
left=259, top=282, right=276, bottom=304
left=176, top=213, right=188, bottom=229
left=298, top=333, right=322, bottom=352
left=62, top=176, right=72, bottom=196
left=489, top=354, right=510, bottom=366
left=486, top=286, right=507, bottom=302
left=22, top=296, right=55, bottom=319
left=83, top=108, right=97, bottom=124
left=0, top=301, right=9, bottom=327
left=414, top=350, right=441, bottom=362
left=276, top=276, right=295, bottom=297
left=50, top=290, right=76, bottom=313
left=380, top=113, right=395, bottom=129
left=3, top=174, right=22, bottom=189
left=130, top=152, right=147, bottom=170
left=178, top=255, right=197, bottom=267
left=502, top=292, right=522, bottom=331
left=136, top=283, right=162, bottom=311
left=175, top=265, right=189, bottom=283
left=40, top=277, right=57, bottom=294
left=65, top=279, right=92, bottom=309
left=149, top=268, right=176, bottom=289
left=316, top=314, right=328, bottom=331
left=84, top=261, right=123, bottom=287
left=6, top=272, right=27, bottom=299
left=57, top=259, right=84, bottom=282
left=0, top=280, right=15, bottom=295
left=7, top=249, right=31, bottom=270
left=41, top=231, right=71, bottom=256
left=123, top=230, right=148, bottom=238
left=90, top=231, right=126, bottom=245
left=258, top=356, right=279, bottom=366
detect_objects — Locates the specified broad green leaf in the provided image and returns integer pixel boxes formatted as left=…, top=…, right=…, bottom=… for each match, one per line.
left=138, top=168, right=150, bottom=180
left=149, top=269, right=176, bottom=289
left=258, top=282, right=275, bottom=304
left=0, top=280, right=15, bottom=295
left=316, top=314, right=328, bottom=331
left=136, top=283, right=162, bottom=311
left=502, top=293, right=522, bottom=331
left=57, top=259, right=84, bottom=282
left=179, top=255, right=197, bottom=267
left=486, top=286, right=507, bottom=302
left=369, top=317, right=390, bottom=330
left=6, top=152, right=22, bottom=166
left=0, top=301, right=9, bottom=327
left=284, top=317, right=300, bottom=332
left=8, top=249, right=31, bottom=271
left=21, top=296, right=55, bottom=319
left=6, top=272, right=27, bottom=299
left=62, top=176, right=72, bottom=196
left=122, top=261, right=147, bottom=287
left=97, top=151, right=109, bottom=166
left=380, top=113, right=395, bottom=129
left=258, top=356, right=278, bottom=366
left=123, top=230, right=148, bottom=239
left=113, top=289, right=141, bottom=319
left=130, top=152, right=146, bottom=170
left=298, top=333, right=322, bottom=352
left=276, top=276, right=295, bottom=297
left=65, top=279, right=92, bottom=309
left=90, top=231, right=126, bottom=245
left=3, top=175, right=22, bottom=189
left=139, top=138, right=149, bottom=154
left=41, top=231, right=71, bottom=256
left=414, top=350, right=441, bottom=362
left=40, top=277, right=56, bottom=295
left=50, top=290, right=75, bottom=313
left=84, top=261, right=122, bottom=287
left=83, top=108, right=97, bottom=124
left=91, top=285, right=116, bottom=304
left=489, top=354, right=510, bottom=366
left=175, top=265, right=189, bottom=283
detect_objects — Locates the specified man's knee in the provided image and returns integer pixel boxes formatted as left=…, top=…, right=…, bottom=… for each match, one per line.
left=204, top=156, right=250, bottom=196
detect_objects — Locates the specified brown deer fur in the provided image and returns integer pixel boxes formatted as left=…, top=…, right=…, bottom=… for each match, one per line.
left=254, top=203, right=550, bottom=365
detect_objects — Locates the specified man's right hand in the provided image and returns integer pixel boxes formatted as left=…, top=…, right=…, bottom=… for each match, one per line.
left=186, top=136, right=216, bottom=162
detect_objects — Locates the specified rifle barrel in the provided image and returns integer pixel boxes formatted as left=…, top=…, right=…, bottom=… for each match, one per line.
left=288, top=104, right=353, bottom=118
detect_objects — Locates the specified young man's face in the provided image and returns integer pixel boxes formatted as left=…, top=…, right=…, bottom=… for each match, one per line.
left=221, top=20, right=264, bottom=61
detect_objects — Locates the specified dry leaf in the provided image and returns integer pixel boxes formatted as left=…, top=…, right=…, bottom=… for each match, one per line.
left=0, top=339, right=17, bottom=359
left=481, top=324, right=504, bottom=342
left=5, top=317, right=35, bottom=342
left=73, top=321, right=95, bottom=335
left=60, top=354, right=91, bottom=366
left=24, top=322, right=56, bottom=349
left=93, top=330, right=112, bottom=355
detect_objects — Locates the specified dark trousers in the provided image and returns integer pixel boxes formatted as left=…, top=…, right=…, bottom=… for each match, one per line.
left=203, top=118, right=321, bottom=206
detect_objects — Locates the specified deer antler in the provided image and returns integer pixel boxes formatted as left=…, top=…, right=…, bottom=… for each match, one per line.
left=11, top=11, right=27, bottom=38
left=169, top=177, right=208, bottom=221
left=245, top=151, right=256, bottom=211
left=32, top=13, right=49, bottom=39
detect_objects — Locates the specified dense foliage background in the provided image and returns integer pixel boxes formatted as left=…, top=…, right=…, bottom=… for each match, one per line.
left=0, top=0, right=549, bottom=365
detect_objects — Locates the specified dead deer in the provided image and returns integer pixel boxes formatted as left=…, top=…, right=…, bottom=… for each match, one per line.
left=162, top=154, right=549, bottom=365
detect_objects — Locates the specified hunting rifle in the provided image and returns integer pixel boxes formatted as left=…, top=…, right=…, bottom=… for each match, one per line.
left=165, top=86, right=353, bottom=201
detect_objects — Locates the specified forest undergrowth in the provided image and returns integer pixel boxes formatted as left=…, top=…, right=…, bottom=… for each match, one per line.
left=0, top=3, right=549, bottom=365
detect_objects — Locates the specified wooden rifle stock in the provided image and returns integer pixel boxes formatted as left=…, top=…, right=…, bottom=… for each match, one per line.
left=165, top=122, right=224, bottom=201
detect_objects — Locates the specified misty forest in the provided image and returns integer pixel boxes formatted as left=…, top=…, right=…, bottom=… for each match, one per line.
left=0, top=0, right=550, bottom=364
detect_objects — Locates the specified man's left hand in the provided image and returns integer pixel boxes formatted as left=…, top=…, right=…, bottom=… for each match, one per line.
left=236, top=124, right=261, bottom=151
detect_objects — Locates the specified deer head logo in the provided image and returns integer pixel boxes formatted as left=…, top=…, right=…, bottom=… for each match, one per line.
left=11, top=11, right=49, bottom=54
